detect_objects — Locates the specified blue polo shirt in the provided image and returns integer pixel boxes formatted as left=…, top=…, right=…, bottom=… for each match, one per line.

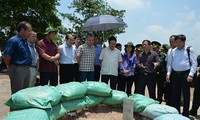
left=3, top=34, right=32, bottom=65
left=94, top=44, right=102, bottom=65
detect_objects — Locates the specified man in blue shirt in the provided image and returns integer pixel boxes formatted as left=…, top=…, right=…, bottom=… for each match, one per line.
left=73, top=35, right=82, bottom=81
left=166, top=34, right=197, bottom=117
left=93, top=33, right=102, bottom=81
left=3, top=21, right=32, bottom=94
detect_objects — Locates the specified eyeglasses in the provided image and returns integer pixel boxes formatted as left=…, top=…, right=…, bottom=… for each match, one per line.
left=142, top=44, right=148, bottom=46
left=27, top=29, right=32, bottom=32
left=24, top=28, right=32, bottom=32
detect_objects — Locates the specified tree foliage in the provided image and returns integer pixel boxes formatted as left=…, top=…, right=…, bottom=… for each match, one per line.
left=60, top=0, right=126, bottom=43
left=0, top=0, right=61, bottom=47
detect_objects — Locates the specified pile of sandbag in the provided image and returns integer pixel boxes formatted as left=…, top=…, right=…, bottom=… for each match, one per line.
left=4, top=81, right=190, bottom=120
left=128, top=94, right=190, bottom=120
left=4, top=81, right=127, bottom=120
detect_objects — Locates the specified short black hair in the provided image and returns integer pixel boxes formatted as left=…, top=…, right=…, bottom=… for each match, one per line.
left=86, top=32, right=94, bottom=38
left=65, top=34, right=69, bottom=40
left=197, top=55, right=200, bottom=66
left=170, top=35, right=176, bottom=39
left=108, top=36, right=117, bottom=43
left=175, top=34, right=186, bottom=41
left=74, top=34, right=81, bottom=39
left=116, top=43, right=122, bottom=47
left=142, top=39, right=151, bottom=45
left=17, top=21, right=31, bottom=32
left=93, top=32, right=98, bottom=38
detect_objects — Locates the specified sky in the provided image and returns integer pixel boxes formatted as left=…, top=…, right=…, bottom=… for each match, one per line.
left=57, top=0, right=200, bottom=54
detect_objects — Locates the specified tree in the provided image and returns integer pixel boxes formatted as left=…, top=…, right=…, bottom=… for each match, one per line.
left=0, top=0, right=62, bottom=47
left=60, top=0, right=126, bottom=43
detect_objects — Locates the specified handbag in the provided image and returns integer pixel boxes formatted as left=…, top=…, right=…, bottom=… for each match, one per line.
left=186, top=46, right=197, bottom=88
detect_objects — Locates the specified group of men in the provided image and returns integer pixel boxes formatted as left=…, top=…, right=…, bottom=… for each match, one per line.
left=135, top=35, right=199, bottom=117
left=2, top=21, right=123, bottom=93
left=127, top=34, right=200, bottom=117
left=2, top=21, right=200, bottom=117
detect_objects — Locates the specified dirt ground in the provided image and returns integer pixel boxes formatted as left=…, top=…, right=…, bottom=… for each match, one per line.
left=0, top=73, right=200, bottom=120
left=59, top=105, right=151, bottom=120
left=0, top=73, right=10, bottom=120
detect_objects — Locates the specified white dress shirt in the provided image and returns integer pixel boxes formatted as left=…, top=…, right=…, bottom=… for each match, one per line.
left=27, top=41, right=38, bottom=66
left=99, top=47, right=122, bottom=76
left=58, top=43, right=76, bottom=64
left=167, top=46, right=197, bottom=77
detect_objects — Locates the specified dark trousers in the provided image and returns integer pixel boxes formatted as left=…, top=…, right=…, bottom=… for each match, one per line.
left=156, top=72, right=166, bottom=103
left=94, top=65, right=101, bottom=81
left=79, top=71, right=94, bottom=82
left=165, top=81, right=172, bottom=106
left=134, top=73, right=139, bottom=93
left=190, top=74, right=200, bottom=112
left=137, top=73, right=156, bottom=99
left=101, top=75, right=117, bottom=90
left=59, top=64, right=76, bottom=84
left=118, top=75, right=134, bottom=95
left=0, top=63, right=2, bottom=71
left=171, top=70, right=190, bottom=117
left=40, top=72, right=58, bottom=86
left=74, top=63, right=80, bottom=82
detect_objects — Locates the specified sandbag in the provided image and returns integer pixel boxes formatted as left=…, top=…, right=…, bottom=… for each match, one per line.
left=153, top=114, right=190, bottom=120
left=46, top=103, right=67, bottom=120
left=4, top=108, right=49, bottom=120
left=102, top=90, right=128, bottom=105
left=82, top=81, right=112, bottom=97
left=128, top=94, right=159, bottom=113
left=56, top=82, right=87, bottom=101
left=62, top=98, right=87, bottom=112
left=5, top=85, right=61, bottom=109
left=84, top=95, right=104, bottom=107
left=140, top=104, right=179, bottom=119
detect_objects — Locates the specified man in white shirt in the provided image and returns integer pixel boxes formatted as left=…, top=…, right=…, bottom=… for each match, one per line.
left=166, top=34, right=197, bottom=117
left=99, top=36, right=122, bottom=90
left=58, top=34, right=76, bottom=83
left=165, top=35, right=177, bottom=63
left=27, top=31, right=39, bottom=87
left=165, top=35, right=177, bottom=106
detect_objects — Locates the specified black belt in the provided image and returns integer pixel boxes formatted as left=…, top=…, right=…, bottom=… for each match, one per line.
left=156, top=72, right=165, bottom=75
left=30, top=65, right=37, bottom=68
left=13, top=64, right=30, bottom=67
left=140, top=72, right=156, bottom=76
left=141, top=72, right=152, bottom=76
left=172, top=69, right=190, bottom=74
left=60, top=64, right=75, bottom=66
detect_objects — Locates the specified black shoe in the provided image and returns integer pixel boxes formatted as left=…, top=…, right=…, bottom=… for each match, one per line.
left=189, top=110, right=197, bottom=116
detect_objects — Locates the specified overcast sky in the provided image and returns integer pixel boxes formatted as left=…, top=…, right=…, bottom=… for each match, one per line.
left=57, top=0, right=200, bottom=54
